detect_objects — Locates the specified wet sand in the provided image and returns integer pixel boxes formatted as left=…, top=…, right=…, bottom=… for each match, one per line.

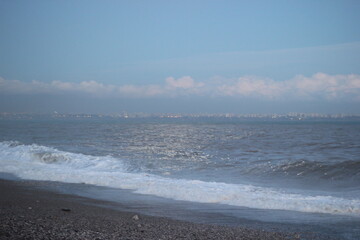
left=0, top=179, right=300, bottom=239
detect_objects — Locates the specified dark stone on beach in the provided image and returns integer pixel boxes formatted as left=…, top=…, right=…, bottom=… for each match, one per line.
left=61, top=208, right=71, bottom=212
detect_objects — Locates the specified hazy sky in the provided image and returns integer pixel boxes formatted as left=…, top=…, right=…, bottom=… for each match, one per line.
left=1, top=0, right=360, bottom=114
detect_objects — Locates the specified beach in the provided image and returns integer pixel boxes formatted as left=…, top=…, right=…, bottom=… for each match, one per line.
left=0, top=179, right=299, bottom=240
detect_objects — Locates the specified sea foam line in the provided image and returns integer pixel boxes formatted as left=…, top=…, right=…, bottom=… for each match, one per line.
left=0, top=141, right=359, bottom=216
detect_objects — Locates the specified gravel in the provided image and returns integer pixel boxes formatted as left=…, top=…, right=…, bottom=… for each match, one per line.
left=0, top=179, right=300, bottom=240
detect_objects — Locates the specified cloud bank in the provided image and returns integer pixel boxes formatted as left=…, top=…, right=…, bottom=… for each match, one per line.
left=1, top=73, right=359, bottom=101
left=216, top=73, right=360, bottom=100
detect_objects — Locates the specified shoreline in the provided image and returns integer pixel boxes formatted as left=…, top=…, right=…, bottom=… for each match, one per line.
left=0, top=179, right=301, bottom=240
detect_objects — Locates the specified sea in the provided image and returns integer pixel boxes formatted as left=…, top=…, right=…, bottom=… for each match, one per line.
left=1, top=117, right=360, bottom=239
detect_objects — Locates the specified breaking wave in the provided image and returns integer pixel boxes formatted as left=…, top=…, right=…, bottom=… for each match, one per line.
left=275, top=160, right=360, bottom=179
left=0, top=141, right=359, bottom=216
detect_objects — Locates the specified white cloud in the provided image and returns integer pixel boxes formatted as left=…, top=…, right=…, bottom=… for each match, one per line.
left=0, top=78, right=49, bottom=94
left=217, top=76, right=284, bottom=98
left=0, top=78, right=117, bottom=96
left=165, top=76, right=204, bottom=89
left=288, top=73, right=360, bottom=99
left=117, top=76, right=204, bottom=97
left=0, top=76, right=205, bottom=97
left=1, top=73, right=360, bottom=101
left=216, top=73, right=360, bottom=100
left=51, top=80, right=117, bottom=95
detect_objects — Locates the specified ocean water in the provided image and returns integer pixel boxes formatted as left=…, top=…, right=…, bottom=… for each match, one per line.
left=1, top=118, right=360, bottom=239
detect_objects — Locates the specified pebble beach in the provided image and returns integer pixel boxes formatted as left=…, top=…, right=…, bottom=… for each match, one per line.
left=0, top=179, right=299, bottom=240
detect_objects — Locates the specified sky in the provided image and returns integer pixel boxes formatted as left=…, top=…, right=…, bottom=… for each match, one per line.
left=1, top=0, right=360, bottom=114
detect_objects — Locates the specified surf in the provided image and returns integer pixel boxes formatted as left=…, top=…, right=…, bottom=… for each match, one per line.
left=0, top=141, right=359, bottom=216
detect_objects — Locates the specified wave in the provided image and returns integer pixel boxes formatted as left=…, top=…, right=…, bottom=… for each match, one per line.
left=246, top=159, right=360, bottom=181
left=0, top=141, right=359, bottom=216
left=33, top=152, right=71, bottom=164
left=276, top=160, right=360, bottom=179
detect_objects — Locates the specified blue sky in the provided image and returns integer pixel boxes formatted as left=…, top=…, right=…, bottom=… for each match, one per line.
left=1, top=0, right=360, bottom=113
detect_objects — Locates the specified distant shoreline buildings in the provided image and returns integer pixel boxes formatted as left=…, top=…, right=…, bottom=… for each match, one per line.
left=1, top=112, right=360, bottom=121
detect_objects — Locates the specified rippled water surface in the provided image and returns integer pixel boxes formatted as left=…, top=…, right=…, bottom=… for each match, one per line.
left=1, top=118, right=360, bottom=239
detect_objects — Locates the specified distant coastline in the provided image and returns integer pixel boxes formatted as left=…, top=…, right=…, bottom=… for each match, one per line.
left=1, top=112, right=360, bottom=122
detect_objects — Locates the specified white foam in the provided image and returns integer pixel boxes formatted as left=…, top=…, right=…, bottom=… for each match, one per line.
left=0, top=141, right=359, bottom=216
